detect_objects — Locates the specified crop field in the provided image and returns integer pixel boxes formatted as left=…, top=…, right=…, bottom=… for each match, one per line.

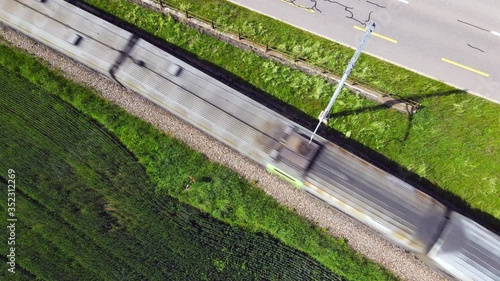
left=0, top=42, right=395, bottom=280
left=83, top=0, right=500, bottom=223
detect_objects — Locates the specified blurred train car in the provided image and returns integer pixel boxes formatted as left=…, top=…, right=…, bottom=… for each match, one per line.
left=269, top=130, right=449, bottom=254
left=428, top=212, right=500, bottom=281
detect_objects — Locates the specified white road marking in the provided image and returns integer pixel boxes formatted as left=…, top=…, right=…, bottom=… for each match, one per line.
left=398, top=0, right=409, bottom=4
left=491, top=31, right=500, bottom=37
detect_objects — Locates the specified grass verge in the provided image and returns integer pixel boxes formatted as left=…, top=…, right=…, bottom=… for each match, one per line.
left=0, top=38, right=396, bottom=280
left=83, top=0, right=500, bottom=221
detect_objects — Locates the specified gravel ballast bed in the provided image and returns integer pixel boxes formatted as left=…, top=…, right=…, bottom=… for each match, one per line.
left=0, top=24, right=448, bottom=281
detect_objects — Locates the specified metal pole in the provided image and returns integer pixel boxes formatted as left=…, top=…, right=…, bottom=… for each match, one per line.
left=309, top=21, right=375, bottom=143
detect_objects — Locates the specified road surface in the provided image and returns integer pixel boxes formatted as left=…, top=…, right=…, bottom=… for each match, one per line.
left=229, top=0, right=500, bottom=103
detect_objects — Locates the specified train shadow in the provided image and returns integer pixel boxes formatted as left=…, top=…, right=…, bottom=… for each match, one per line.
left=73, top=0, right=500, bottom=236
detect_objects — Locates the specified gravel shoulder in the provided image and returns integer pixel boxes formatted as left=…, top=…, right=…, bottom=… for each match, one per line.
left=0, top=24, right=448, bottom=281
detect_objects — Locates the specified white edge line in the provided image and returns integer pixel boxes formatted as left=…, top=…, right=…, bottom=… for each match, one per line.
left=491, top=31, right=500, bottom=37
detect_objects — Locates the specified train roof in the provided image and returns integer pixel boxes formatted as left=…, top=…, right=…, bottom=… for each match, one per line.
left=0, top=0, right=131, bottom=76
left=304, top=144, right=448, bottom=253
left=428, top=212, right=500, bottom=281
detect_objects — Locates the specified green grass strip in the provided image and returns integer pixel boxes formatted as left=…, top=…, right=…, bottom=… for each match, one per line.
left=0, top=39, right=396, bottom=280
left=84, top=0, right=500, bottom=220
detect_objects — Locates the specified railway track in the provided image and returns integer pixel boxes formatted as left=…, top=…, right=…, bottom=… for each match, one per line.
left=1, top=0, right=498, bottom=280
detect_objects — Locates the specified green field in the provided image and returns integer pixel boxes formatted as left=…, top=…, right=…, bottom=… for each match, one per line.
left=0, top=40, right=396, bottom=280
left=83, top=0, right=500, bottom=222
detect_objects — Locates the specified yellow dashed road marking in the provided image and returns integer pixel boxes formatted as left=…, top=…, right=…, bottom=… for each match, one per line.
left=353, top=25, right=398, bottom=43
left=281, top=0, right=315, bottom=13
left=441, top=58, right=490, bottom=77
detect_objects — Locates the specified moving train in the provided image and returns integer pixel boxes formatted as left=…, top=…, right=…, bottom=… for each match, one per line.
left=1, top=0, right=498, bottom=280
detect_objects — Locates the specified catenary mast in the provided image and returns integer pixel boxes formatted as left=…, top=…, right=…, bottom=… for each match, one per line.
left=309, top=21, right=376, bottom=143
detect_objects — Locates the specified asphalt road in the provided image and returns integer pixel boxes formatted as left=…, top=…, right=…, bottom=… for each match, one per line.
left=228, top=0, right=500, bottom=103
